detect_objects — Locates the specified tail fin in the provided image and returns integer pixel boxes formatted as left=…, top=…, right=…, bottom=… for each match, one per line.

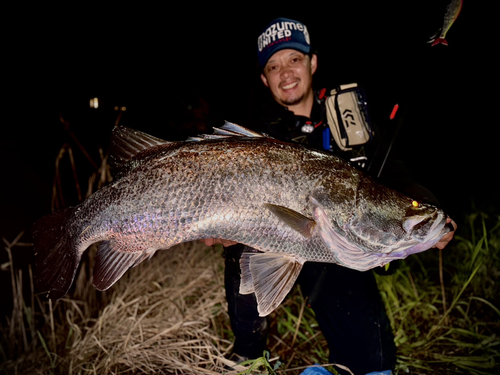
left=431, top=38, right=448, bottom=46
left=32, top=208, right=82, bottom=300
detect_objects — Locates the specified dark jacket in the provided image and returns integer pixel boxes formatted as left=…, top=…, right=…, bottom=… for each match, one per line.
left=250, top=88, right=440, bottom=206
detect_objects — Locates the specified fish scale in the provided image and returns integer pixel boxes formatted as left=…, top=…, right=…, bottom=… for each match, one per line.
left=95, top=141, right=312, bottom=255
left=32, top=122, right=452, bottom=317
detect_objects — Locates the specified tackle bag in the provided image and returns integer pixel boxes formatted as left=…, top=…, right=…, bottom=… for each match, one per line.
left=325, top=83, right=373, bottom=151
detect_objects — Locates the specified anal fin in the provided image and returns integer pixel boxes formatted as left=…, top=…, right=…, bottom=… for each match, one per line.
left=239, top=252, right=305, bottom=317
left=93, top=241, right=151, bottom=291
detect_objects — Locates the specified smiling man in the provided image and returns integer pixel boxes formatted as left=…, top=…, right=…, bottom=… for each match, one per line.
left=260, top=49, right=317, bottom=116
left=222, top=18, right=400, bottom=375
left=217, top=17, right=456, bottom=375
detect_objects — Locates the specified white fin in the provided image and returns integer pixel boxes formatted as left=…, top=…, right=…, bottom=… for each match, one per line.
left=186, top=136, right=205, bottom=142
left=188, top=122, right=266, bottom=142
left=239, top=252, right=255, bottom=295
left=264, top=203, right=316, bottom=238
left=187, top=134, right=234, bottom=142
left=218, top=121, right=265, bottom=138
left=239, top=252, right=305, bottom=317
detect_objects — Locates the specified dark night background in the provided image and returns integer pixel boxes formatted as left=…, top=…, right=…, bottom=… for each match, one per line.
left=1, top=2, right=497, bottom=248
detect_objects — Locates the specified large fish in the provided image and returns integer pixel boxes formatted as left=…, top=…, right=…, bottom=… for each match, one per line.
left=33, top=123, right=453, bottom=316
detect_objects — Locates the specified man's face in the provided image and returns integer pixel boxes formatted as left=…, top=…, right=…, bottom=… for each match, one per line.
left=260, top=49, right=317, bottom=108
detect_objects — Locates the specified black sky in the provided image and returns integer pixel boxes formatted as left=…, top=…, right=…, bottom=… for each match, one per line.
left=3, top=1, right=498, bottom=229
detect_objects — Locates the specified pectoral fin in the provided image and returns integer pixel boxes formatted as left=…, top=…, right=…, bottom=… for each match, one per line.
left=239, top=252, right=305, bottom=317
left=264, top=203, right=316, bottom=238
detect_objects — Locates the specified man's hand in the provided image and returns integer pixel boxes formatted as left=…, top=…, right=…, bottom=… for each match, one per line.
left=434, top=218, right=457, bottom=250
left=201, top=238, right=238, bottom=247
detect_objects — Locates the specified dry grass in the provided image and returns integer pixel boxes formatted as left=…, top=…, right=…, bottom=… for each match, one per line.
left=2, top=129, right=499, bottom=375
left=1, top=236, right=333, bottom=375
left=1, top=239, right=240, bottom=375
left=66, top=242, right=233, bottom=375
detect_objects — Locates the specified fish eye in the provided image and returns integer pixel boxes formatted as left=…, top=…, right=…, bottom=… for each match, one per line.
left=411, top=200, right=421, bottom=208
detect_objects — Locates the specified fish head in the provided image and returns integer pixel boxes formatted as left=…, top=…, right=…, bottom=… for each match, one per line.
left=402, top=203, right=449, bottom=243
left=311, top=177, right=452, bottom=271
left=358, top=196, right=449, bottom=248
left=353, top=176, right=452, bottom=249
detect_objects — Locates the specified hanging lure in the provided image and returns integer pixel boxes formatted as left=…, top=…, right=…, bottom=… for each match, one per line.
left=429, top=0, right=463, bottom=46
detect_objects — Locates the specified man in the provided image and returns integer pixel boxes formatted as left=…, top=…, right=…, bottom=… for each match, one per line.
left=207, top=17, right=456, bottom=375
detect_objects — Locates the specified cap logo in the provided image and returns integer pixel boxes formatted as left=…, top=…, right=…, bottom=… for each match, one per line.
left=258, top=21, right=309, bottom=52
left=257, top=18, right=311, bottom=67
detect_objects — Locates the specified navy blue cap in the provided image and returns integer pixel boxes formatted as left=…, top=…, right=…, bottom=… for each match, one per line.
left=257, top=18, right=311, bottom=67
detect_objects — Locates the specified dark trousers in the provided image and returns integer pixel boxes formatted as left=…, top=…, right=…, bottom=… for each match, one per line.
left=224, top=244, right=396, bottom=374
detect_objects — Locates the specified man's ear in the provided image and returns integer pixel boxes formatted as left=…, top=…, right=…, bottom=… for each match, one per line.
left=260, top=73, right=269, bottom=87
left=310, top=54, right=318, bottom=75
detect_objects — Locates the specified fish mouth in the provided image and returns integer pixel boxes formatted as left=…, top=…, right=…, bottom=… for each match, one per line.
left=383, top=212, right=451, bottom=261
left=408, top=210, right=449, bottom=243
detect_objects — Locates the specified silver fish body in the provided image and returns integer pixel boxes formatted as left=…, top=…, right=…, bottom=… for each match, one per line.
left=33, top=123, right=452, bottom=316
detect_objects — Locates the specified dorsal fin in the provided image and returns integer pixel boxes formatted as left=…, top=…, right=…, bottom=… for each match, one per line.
left=186, top=134, right=233, bottom=142
left=218, top=121, right=265, bottom=138
left=109, top=126, right=170, bottom=172
left=187, top=121, right=267, bottom=143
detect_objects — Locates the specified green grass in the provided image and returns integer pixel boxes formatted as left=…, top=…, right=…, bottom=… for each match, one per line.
left=375, top=211, right=500, bottom=374
left=242, top=210, right=500, bottom=375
